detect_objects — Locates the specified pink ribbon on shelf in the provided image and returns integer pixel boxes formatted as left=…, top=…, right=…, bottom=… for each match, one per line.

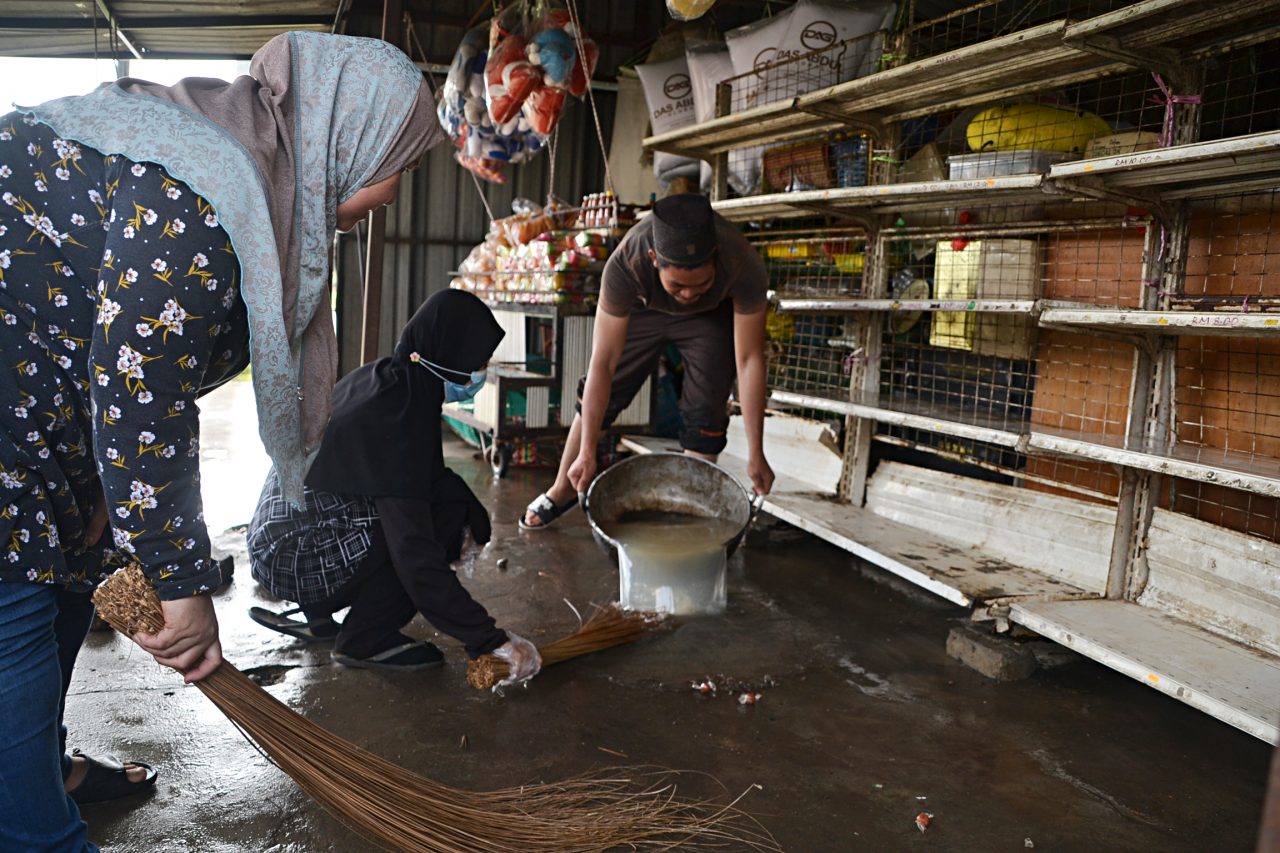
left=841, top=348, right=866, bottom=377
left=1149, top=73, right=1203, bottom=147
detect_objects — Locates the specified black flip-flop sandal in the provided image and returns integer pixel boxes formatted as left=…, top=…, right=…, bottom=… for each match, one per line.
left=68, top=750, right=158, bottom=805
left=332, top=641, right=444, bottom=672
left=518, top=491, right=579, bottom=531
left=248, top=606, right=340, bottom=642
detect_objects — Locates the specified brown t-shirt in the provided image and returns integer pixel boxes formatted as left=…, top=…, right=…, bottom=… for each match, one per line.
left=597, top=213, right=769, bottom=317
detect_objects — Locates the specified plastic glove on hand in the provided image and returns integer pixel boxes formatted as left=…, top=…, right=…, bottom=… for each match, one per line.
left=492, top=631, right=542, bottom=690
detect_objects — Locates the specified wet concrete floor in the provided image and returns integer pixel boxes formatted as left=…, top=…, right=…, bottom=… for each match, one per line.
left=67, top=378, right=1272, bottom=852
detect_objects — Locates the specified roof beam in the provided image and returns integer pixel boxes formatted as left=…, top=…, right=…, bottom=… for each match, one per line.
left=94, top=0, right=143, bottom=59
left=2, top=14, right=332, bottom=30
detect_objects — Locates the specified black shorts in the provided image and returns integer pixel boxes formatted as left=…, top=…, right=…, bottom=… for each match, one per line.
left=577, top=300, right=735, bottom=455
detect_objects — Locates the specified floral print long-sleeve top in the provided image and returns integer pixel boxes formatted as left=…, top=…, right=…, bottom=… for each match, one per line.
left=1, top=113, right=251, bottom=599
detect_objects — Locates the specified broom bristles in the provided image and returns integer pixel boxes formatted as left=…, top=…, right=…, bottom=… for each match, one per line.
left=466, top=603, right=667, bottom=690
left=93, top=565, right=778, bottom=852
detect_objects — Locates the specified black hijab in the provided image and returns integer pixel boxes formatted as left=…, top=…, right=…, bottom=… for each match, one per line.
left=305, top=289, right=505, bottom=499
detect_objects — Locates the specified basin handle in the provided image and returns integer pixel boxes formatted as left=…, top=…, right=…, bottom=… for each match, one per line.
left=748, top=492, right=765, bottom=526
left=578, top=490, right=589, bottom=517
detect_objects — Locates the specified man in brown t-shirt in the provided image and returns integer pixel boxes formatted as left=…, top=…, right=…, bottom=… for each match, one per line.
left=520, top=193, right=775, bottom=530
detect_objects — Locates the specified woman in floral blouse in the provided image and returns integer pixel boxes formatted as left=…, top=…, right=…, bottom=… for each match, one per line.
left=0, top=33, right=441, bottom=852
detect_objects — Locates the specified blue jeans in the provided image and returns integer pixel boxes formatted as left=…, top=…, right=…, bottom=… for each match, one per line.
left=0, top=581, right=99, bottom=852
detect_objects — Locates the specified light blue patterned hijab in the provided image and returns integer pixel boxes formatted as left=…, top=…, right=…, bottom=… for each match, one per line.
left=23, top=32, right=439, bottom=503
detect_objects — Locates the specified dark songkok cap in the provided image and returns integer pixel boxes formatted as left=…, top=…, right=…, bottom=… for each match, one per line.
left=651, top=193, right=716, bottom=266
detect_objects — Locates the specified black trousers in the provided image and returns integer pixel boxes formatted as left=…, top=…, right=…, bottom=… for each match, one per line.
left=302, top=522, right=412, bottom=657
left=301, top=496, right=503, bottom=659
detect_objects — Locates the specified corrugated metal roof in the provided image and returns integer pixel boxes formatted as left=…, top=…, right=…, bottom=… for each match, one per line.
left=0, top=0, right=339, bottom=59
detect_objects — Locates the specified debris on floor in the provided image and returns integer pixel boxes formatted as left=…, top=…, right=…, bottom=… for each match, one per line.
left=915, top=811, right=933, bottom=833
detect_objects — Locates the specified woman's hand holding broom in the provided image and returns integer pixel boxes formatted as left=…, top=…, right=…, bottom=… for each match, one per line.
left=133, top=593, right=223, bottom=683
left=491, top=632, right=541, bottom=688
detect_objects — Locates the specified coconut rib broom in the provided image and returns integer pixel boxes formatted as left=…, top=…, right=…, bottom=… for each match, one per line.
left=466, top=601, right=667, bottom=691
left=94, top=564, right=779, bottom=852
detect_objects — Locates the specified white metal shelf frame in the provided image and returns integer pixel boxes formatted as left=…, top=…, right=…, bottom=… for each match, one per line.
left=774, top=299, right=1279, bottom=336
left=644, top=0, right=1280, bottom=165
left=768, top=388, right=1280, bottom=499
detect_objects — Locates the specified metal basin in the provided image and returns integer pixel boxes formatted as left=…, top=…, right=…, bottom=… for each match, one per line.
left=584, top=452, right=756, bottom=562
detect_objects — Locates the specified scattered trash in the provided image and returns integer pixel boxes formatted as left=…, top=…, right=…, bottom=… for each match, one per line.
left=496, top=557, right=508, bottom=571
left=915, top=795, right=928, bottom=801
left=459, top=734, right=469, bottom=750
left=1024, top=839, right=1034, bottom=848
left=597, top=746, right=629, bottom=758
left=872, top=783, right=884, bottom=789
left=915, top=812, right=933, bottom=833
left=689, top=673, right=777, bottom=703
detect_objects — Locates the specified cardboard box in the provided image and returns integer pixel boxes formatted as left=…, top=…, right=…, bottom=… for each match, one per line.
left=931, top=239, right=1041, bottom=360
left=1084, top=131, right=1160, bottom=158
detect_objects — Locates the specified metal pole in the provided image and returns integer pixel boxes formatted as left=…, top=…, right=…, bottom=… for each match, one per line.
left=359, top=0, right=404, bottom=364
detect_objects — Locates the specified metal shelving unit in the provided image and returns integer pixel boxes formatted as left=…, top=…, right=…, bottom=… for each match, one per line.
left=645, top=21, right=1121, bottom=163
left=644, top=0, right=1280, bottom=196
left=635, top=0, right=1280, bottom=742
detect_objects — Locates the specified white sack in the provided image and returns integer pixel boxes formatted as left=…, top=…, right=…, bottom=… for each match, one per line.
left=636, top=55, right=702, bottom=185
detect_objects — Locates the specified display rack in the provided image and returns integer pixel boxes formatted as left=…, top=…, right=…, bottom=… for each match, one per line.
left=644, top=0, right=1280, bottom=195
left=633, top=0, right=1280, bottom=741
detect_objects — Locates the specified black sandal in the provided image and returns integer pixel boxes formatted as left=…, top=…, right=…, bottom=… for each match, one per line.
left=68, top=750, right=158, bottom=805
left=518, top=491, right=578, bottom=531
left=332, top=640, right=444, bottom=672
left=248, top=606, right=340, bottom=642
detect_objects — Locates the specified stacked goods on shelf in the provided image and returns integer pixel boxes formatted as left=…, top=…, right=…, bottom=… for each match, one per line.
left=437, top=2, right=599, bottom=183
left=930, top=240, right=1039, bottom=359
left=755, top=235, right=865, bottom=295
left=948, top=103, right=1111, bottom=178
left=762, top=131, right=872, bottom=192
left=452, top=195, right=632, bottom=305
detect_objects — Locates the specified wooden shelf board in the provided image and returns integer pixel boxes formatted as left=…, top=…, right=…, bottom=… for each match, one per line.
left=778, top=298, right=1038, bottom=313
left=1040, top=305, right=1280, bottom=337
left=1050, top=131, right=1280, bottom=200
left=1028, top=426, right=1280, bottom=499
left=767, top=390, right=1280, bottom=498
left=1010, top=598, right=1280, bottom=743
left=768, top=389, right=1025, bottom=449
left=712, top=175, right=1048, bottom=223
left=620, top=435, right=1090, bottom=608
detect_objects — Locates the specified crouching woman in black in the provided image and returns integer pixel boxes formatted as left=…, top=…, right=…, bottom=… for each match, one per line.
left=246, top=289, right=540, bottom=683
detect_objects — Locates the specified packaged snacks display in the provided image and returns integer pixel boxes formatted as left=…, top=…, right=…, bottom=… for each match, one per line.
left=452, top=199, right=617, bottom=305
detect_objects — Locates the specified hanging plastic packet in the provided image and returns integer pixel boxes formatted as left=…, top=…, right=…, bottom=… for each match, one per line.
left=438, top=19, right=551, bottom=183
left=440, top=3, right=597, bottom=183
left=667, top=0, right=717, bottom=21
